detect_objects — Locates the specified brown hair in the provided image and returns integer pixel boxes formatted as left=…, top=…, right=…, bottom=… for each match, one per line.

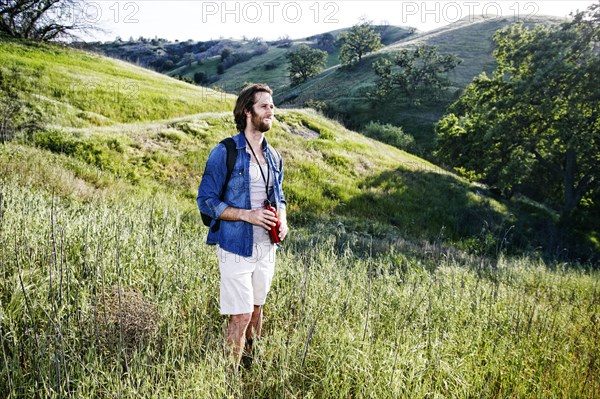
left=233, top=83, right=273, bottom=132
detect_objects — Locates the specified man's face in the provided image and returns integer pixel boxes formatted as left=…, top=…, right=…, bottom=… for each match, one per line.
left=248, top=92, right=274, bottom=133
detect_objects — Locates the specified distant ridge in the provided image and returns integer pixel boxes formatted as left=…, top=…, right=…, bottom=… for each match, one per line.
left=273, top=14, right=568, bottom=152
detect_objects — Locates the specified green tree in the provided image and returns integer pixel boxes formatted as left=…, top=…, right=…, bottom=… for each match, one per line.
left=193, top=71, right=208, bottom=85
left=314, top=32, right=336, bottom=52
left=371, top=46, right=461, bottom=105
left=220, top=48, right=232, bottom=61
left=436, top=4, right=599, bottom=223
left=338, top=22, right=383, bottom=66
left=285, top=44, right=327, bottom=86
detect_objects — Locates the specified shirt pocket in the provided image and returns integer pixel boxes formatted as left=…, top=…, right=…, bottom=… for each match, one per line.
left=228, top=166, right=245, bottom=192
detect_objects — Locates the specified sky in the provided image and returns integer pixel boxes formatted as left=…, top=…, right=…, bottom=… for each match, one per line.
left=78, top=0, right=596, bottom=42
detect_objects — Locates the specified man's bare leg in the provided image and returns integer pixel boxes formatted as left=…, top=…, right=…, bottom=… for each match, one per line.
left=226, top=313, right=252, bottom=369
left=242, top=306, right=262, bottom=366
left=247, top=305, right=263, bottom=341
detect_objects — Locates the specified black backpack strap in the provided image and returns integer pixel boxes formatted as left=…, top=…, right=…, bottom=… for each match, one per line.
left=222, top=138, right=237, bottom=191
left=212, top=137, right=237, bottom=233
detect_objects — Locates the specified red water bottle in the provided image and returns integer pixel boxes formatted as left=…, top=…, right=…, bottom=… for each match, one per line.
left=264, top=200, right=281, bottom=244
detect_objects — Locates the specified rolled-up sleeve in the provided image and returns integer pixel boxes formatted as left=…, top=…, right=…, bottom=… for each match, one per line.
left=277, top=155, right=286, bottom=210
left=197, top=144, right=229, bottom=220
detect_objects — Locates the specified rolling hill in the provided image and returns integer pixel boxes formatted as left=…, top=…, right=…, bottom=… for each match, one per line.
left=0, top=35, right=236, bottom=129
left=0, top=33, right=546, bottom=254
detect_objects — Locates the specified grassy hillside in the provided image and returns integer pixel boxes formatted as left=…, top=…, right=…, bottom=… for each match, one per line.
left=1, top=31, right=589, bottom=256
left=1, top=36, right=598, bottom=398
left=169, top=44, right=295, bottom=93
left=74, top=18, right=566, bottom=157
left=0, top=35, right=235, bottom=128
left=0, top=107, right=521, bottom=249
left=274, top=15, right=566, bottom=153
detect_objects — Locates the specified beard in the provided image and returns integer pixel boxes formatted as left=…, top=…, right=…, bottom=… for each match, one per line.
left=250, top=110, right=272, bottom=132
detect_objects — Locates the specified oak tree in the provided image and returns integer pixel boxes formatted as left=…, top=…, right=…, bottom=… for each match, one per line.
left=436, top=4, right=599, bottom=223
left=0, top=0, right=101, bottom=41
left=372, top=45, right=461, bottom=105
left=286, top=44, right=327, bottom=86
left=338, top=22, right=383, bottom=66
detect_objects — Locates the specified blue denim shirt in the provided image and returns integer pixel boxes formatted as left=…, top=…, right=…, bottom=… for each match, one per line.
left=197, top=132, right=286, bottom=257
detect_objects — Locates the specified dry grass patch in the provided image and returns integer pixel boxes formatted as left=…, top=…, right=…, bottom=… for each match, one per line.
left=94, top=286, right=159, bottom=350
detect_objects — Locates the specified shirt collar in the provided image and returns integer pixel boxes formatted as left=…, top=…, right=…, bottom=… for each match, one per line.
left=236, top=131, right=268, bottom=151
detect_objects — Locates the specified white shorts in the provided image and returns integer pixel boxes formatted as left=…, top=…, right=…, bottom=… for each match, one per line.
left=217, top=239, right=276, bottom=315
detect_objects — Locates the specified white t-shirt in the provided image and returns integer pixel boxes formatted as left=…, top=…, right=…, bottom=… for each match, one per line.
left=248, top=151, right=274, bottom=243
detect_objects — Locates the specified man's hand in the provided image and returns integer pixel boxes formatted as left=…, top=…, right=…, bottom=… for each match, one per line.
left=278, top=219, right=288, bottom=241
left=220, top=206, right=288, bottom=240
left=278, top=208, right=288, bottom=241
left=244, top=208, right=278, bottom=231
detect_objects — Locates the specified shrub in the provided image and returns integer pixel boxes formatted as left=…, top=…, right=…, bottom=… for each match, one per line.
left=194, top=71, right=208, bottom=84
left=304, top=100, right=328, bottom=113
left=179, top=75, right=194, bottom=84
left=94, top=286, right=159, bottom=349
left=272, top=35, right=292, bottom=48
left=31, top=129, right=127, bottom=174
left=253, top=44, right=269, bottom=55
left=221, top=51, right=253, bottom=69
left=363, top=121, right=416, bottom=152
left=32, top=129, right=78, bottom=155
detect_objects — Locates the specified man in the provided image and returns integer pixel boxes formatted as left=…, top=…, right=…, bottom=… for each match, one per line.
left=197, top=83, right=288, bottom=369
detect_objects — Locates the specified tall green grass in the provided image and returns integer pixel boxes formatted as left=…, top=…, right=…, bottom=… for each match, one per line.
left=1, top=178, right=598, bottom=398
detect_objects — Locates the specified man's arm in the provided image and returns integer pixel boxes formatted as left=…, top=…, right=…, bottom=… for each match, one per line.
left=197, top=144, right=229, bottom=219
left=219, top=206, right=278, bottom=232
